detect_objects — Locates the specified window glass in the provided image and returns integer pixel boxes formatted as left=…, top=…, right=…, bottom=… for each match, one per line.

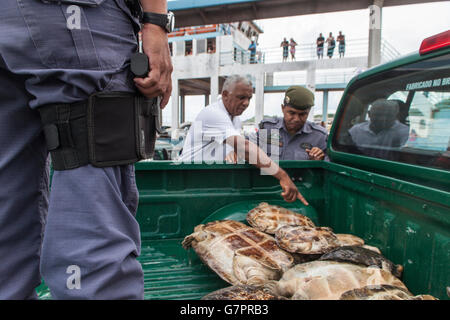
left=207, top=38, right=216, bottom=53
left=176, top=41, right=184, bottom=56
left=185, top=40, right=193, bottom=56
left=197, top=39, right=206, bottom=54
left=333, top=53, right=450, bottom=170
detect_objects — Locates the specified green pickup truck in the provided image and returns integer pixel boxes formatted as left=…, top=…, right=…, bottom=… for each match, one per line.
left=38, top=31, right=450, bottom=300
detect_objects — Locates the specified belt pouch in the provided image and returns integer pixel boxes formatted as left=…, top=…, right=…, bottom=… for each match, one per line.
left=87, top=92, right=139, bottom=167
left=39, top=92, right=160, bottom=170
left=39, top=102, right=89, bottom=170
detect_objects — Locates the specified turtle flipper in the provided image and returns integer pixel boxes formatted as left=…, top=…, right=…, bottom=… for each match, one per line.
left=181, top=230, right=208, bottom=249
left=232, top=253, right=281, bottom=286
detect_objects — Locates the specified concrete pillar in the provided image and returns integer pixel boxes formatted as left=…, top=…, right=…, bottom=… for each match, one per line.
left=192, top=38, right=197, bottom=56
left=265, top=72, right=274, bottom=87
left=159, top=106, right=163, bottom=128
left=254, top=72, right=265, bottom=125
left=368, top=0, right=383, bottom=67
left=180, top=94, right=185, bottom=124
left=210, top=36, right=221, bottom=103
left=306, top=66, right=316, bottom=122
left=171, top=78, right=179, bottom=138
left=210, top=75, right=219, bottom=103
left=322, top=90, right=329, bottom=123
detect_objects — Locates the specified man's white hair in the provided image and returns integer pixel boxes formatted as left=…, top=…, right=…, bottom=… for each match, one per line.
left=222, top=74, right=252, bottom=93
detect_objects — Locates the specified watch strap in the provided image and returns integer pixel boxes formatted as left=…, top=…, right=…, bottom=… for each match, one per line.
left=142, top=12, right=168, bottom=28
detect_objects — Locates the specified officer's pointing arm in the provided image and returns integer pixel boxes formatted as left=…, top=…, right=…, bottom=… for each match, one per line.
left=225, top=135, right=309, bottom=206
left=134, top=0, right=173, bottom=108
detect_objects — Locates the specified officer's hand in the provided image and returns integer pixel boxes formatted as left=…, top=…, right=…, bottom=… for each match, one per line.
left=225, top=151, right=238, bottom=164
left=306, top=147, right=325, bottom=160
left=134, top=24, right=173, bottom=109
left=279, top=176, right=309, bottom=206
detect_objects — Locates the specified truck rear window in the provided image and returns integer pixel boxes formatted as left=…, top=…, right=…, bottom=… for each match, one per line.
left=332, top=53, right=450, bottom=171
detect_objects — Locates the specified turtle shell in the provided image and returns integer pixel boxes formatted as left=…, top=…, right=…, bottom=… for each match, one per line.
left=292, top=253, right=323, bottom=264
left=275, top=225, right=341, bottom=255
left=246, top=202, right=315, bottom=234
left=339, top=285, right=413, bottom=300
left=201, top=285, right=281, bottom=300
left=339, top=284, right=438, bottom=300
left=319, top=245, right=403, bottom=278
left=264, top=260, right=408, bottom=300
left=336, top=233, right=365, bottom=246
left=182, top=220, right=294, bottom=286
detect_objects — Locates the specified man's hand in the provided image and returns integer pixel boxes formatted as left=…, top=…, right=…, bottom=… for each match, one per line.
left=279, top=175, right=309, bottom=205
left=306, top=147, right=325, bottom=160
left=225, top=135, right=309, bottom=205
left=225, top=151, right=238, bottom=164
left=134, top=24, right=173, bottom=109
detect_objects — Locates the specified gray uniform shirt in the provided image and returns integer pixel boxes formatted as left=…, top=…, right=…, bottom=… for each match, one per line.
left=248, top=117, right=329, bottom=161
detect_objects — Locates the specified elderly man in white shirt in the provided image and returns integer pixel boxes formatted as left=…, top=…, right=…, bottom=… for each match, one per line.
left=180, top=75, right=308, bottom=204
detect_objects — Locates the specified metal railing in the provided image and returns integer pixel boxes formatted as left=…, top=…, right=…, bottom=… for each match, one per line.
left=271, top=70, right=359, bottom=87
left=220, top=37, right=401, bottom=66
left=381, top=39, right=402, bottom=62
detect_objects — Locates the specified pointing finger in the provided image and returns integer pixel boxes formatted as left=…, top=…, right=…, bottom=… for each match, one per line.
left=297, top=191, right=309, bottom=206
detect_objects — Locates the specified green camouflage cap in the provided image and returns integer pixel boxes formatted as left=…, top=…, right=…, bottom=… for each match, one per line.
left=283, top=86, right=314, bottom=110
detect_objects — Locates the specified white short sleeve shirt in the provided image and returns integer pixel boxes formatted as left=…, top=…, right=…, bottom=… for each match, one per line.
left=179, top=99, right=242, bottom=163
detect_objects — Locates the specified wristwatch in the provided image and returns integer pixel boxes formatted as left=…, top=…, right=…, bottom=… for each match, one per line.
left=142, top=11, right=175, bottom=33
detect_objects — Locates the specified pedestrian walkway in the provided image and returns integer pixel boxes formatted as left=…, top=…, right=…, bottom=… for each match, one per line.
left=220, top=38, right=401, bottom=65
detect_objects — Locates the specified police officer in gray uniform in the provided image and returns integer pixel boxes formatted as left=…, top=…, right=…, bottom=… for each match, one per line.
left=249, top=86, right=328, bottom=161
left=0, top=0, right=172, bottom=299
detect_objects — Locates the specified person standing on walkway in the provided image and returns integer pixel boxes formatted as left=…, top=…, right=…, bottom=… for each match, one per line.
left=289, top=38, right=298, bottom=61
left=281, top=38, right=289, bottom=62
left=316, top=33, right=325, bottom=59
left=248, top=40, right=257, bottom=64
left=337, top=31, right=346, bottom=58
left=326, top=32, right=335, bottom=58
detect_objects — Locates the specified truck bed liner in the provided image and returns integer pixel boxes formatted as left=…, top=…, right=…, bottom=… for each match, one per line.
left=141, top=239, right=228, bottom=300
left=37, top=238, right=228, bottom=300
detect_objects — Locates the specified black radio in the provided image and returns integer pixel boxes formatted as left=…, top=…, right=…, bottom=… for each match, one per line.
left=124, top=0, right=143, bottom=20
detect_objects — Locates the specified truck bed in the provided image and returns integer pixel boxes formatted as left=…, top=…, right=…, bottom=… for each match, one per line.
left=140, top=238, right=227, bottom=300
left=37, top=161, right=449, bottom=300
left=38, top=238, right=227, bottom=300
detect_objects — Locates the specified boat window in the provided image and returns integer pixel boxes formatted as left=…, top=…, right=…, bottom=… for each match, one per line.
left=197, top=39, right=206, bottom=54
left=185, top=40, right=193, bottom=56
left=207, top=38, right=216, bottom=54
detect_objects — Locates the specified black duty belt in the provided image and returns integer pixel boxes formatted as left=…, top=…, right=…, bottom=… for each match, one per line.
left=39, top=91, right=161, bottom=170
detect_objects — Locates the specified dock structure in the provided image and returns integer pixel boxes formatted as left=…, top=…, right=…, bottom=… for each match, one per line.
left=169, top=0, right=446, bottom=28
left=168, top=25, right=400, bottom=133
left=166, top=0, right=423, bottom=132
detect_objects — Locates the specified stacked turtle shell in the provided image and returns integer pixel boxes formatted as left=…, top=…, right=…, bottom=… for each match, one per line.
left=183, top=202, right=437, bottom=300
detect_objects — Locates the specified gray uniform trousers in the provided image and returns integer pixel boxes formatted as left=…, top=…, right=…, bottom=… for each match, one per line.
left=0, top=0, right=144, bottom=299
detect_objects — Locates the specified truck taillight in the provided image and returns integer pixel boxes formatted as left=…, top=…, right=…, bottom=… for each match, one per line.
left=419, top=30, right=450, bottom=55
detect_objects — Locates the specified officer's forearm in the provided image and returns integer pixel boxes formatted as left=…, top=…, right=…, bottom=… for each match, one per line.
left=140, top=0, right=167, bottom=13
left=226, top=136, right=287, bottom=180
left=245, top=139, right=290, bottom=181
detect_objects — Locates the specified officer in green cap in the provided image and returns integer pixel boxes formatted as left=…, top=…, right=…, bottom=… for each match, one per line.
left=248, top=85, right=328, bottom=161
